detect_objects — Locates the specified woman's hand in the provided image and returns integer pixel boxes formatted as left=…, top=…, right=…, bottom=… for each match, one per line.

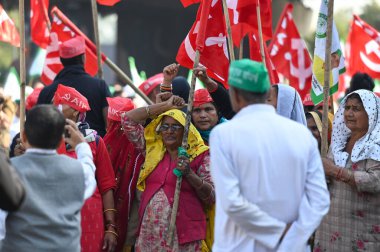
left=193, top=65, right=211, bottom=84
left=102, top=229, right=117, bottom=252
left=164, top=95, right=186, bottom=110
left=322, top=157, right=338, bottom=177
left=177, top=155, right=191, bottom=177
left=163, top=63, right=179, bottom=85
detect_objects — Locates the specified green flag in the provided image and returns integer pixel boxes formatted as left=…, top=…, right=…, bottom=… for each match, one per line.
left=311, top=0, right=345, bottom=105
left=4, top=67, right=20, bottom=101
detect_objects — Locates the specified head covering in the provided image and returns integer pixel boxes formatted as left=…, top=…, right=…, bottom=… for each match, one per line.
left=331, top=90, right=380, bottom=167
left=307, top=110, right=333, bottom=144
left=193, top=89, right=214, bottom=107
left=54, top=84, right=90, bottom=112
left=303, top=93, right=314, bottom=106
left=172, top=76, right=190, bottom=103
left=26, top=87, right=43, bottom=110
left=106, top=97, right=135, bottom=122
left=59, top=36, right=86, bottom=59
left=138, top=73, right=163, bottom=96
left=137, top=109, right=209, bottom=191
left=228, top=59, right=270, bottom=93
left=276, top=84, right=307, bottom=125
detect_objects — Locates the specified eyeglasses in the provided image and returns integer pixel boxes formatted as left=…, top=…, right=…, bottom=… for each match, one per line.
left=159, top=124, right=183, bottom=132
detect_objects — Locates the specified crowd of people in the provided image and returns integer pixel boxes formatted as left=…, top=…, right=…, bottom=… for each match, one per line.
left=0, top=35, right=380, bottom=252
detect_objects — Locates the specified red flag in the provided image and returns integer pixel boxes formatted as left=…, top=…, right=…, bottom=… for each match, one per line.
left=176, top=0, right=229, bottom=86
left=249, top=33, right=279, bottom=85
left=0, top=5, right=20, bottom=47
left=31, top=0, right=50, bottom=48
left=268, top=3, right=312, bottom=100
left=180, top=0, right=200, bottom=7
left=41, top=7, right=106, bottom=85
left=346, top=15, right=380, bottom=79
left=97, top=0, right=121, bottom=6
left=228, top=0, right=272, bottom=47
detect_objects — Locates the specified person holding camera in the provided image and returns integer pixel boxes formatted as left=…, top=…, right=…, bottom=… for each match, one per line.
left=53, top=84, right=117, bottom=252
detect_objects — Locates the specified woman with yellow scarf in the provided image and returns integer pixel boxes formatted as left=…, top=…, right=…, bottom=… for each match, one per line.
left=121, top=94, right=215, bottom=252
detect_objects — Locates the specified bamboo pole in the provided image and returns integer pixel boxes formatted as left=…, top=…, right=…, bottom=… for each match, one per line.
left=256, top=0, right=266, bottom=66
left=91, top=0, right=103, bottom=79
left=167, top=50, right=200, bottom=246
left=104, top=58, right=153, bottom=105
left=221, top=0, right=235, bottom=61
left=19, top=0, right=26, bottom=132
left=321, top=0, right=334, bottom=157
left=41, top=0, right=51, bottom=30
left=239, top=38, right=244, bottom=59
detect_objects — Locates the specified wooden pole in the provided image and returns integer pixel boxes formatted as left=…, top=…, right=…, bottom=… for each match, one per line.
left=19, top=0, right=26, bottom=133
left=104, top=58, right=153, bottom=105
left=256, top=0, right=266, bottom=66
left=221, top=0, right=235, bottom=61
left=239, top=38, right=244, bottom=59
left=91, top=0, right=103, bottom=79
left=321, top=0, right=334, bottom=157
left=167, top=50, right=200, bottom=245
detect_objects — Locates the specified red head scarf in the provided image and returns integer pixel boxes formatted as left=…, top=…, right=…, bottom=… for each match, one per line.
left=193, top=88, right=213, bottom=107
left=106, top=97, right=135, bottom=122
left=138, top=73, right=163, bottom=95
left=54, top=84, right=90, bottom=112
left=26, top=87, right=43, bottom=110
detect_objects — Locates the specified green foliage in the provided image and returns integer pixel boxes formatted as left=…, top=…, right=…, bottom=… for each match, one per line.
left=360, top=0, right=380, bottom=31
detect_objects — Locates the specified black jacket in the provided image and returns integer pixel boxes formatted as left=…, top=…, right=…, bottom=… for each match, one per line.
left=37, top=65, right=111, bottom=136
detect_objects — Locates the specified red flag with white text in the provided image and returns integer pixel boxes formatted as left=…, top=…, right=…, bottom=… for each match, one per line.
left=31, top=0, right=50, bottom=48
left=0, top=5, right=20, bottom=47
left=346, top=15, right=380, bottom=79
left=176, top=0, right=229, bottom=86
left=227, top=0, right=272, bottom=46
left=41, top=7, right=106, bottom=85
left=97, top=0, right=121, bottom=6
left=268, top=3, right=312, bottom=100
left=249, top=33, right=279, bottom=85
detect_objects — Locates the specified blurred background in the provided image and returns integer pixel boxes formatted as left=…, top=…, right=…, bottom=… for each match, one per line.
left=1, top=0, right=380, bottom=88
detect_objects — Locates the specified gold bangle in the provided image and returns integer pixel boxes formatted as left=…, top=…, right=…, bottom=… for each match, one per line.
left=103, top=208, right=117, bottom=214
left=105, top=230, right=119, bottom=238
left=145, top=106, right=151, bottom=117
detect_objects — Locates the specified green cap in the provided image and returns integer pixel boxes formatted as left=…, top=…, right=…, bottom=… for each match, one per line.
left=228, top=59, right=270, bottom=93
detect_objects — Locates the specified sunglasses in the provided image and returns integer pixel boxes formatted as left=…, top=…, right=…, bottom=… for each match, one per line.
left=159, top=124, right=183, bottom=132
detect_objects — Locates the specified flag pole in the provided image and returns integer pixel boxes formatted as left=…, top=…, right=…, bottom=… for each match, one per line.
left=50, top=7, right=152, bottom=104
left=256, top=0, right=266, bottom=66
left=221, top=0, right=235, bottom=61
left=19, top=0, right=26, bottom=133
left=41, top=0, right=51, bottom=30
left=321, top=0, right=334, bottom=157
left=239, top=37, right=244, bottom=59
left=91, top=0, right=103, bottom=79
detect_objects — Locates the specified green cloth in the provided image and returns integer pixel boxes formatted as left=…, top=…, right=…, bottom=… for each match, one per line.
left=228, top=59, right=270, bottom=93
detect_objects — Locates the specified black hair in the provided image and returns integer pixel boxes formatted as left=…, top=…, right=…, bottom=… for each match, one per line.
left=346, top=92, right=363, bottom=104
left=349, top=72, right=375, bottom=93
left=24, top=105, right=65, bottom=149
left=232, top=86, right=269, bottom=104
left=60, top=54, right=85, bottom=67
left=172, top=76, right=190, bottom=103
left=305, top=110, right=322, bottom=120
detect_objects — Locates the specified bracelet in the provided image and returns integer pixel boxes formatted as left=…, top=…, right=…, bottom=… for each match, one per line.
left=103, top=208, right=117, bottom=214
left=106, top=223, right=117, bottom=229
left=105, top=230, right=119, bottom=238
left=145, top=106, right=151, bottom=117
left=343, top=170, right=354, bottom=183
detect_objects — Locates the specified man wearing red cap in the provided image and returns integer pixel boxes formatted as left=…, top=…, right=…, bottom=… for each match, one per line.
left=54, top=84, right=117, bottom=252
left=37, top=36, right=111, bottom=137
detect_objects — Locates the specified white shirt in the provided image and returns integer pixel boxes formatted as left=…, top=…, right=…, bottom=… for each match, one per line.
left=210, top=104, right=330, bottom=252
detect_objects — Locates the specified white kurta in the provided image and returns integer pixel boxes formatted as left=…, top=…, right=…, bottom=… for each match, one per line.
left=210, top=104, right=330, bottom=252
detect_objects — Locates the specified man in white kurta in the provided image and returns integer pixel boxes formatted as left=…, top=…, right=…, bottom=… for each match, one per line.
left=210, top=59, right=330, bottom=252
